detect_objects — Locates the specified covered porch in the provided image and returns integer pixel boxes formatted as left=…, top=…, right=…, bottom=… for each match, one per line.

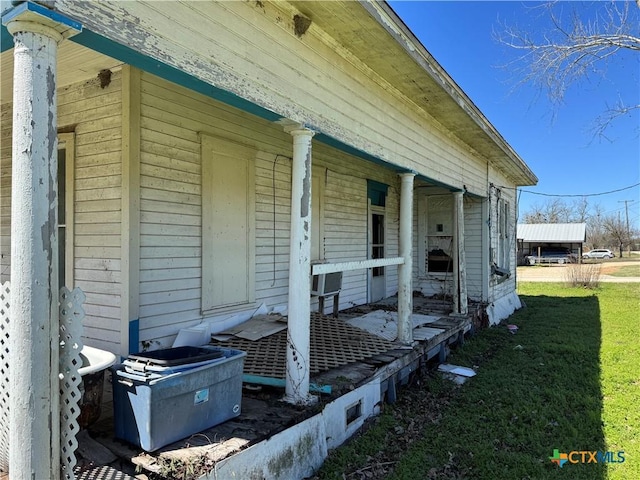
left=77, top=294, right=476, bottom=480
left=1, top=2, right=534, bottom=479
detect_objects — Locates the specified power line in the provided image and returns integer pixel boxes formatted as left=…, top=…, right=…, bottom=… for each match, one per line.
left=601, top=200, right=639, bottom=217
left=518, top=182, right=640, bottom=198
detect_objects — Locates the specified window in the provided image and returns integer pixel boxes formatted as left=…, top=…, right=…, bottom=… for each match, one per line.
left=371, top=212, right=384, bottom=277
left=367, top=180, right=388, bottom=302
left=426, top=195, right=453, bottom=273
left=58, top=133, right=75, bottom=288
left=498, top=199, right=510, bottom=269
left=201, top=134, right=255, bottom=311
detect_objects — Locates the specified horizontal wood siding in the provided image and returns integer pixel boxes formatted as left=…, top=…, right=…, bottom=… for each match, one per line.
left=315, top=144, right=400, bottom=309
left=62, top=71, right=123, bottom=351
left=464, top=196, right=484, bottom=301
left=0, top=72, right=123, bottom=351
left=138, top=72, right=402, bottom=345
left=138, top=74, right=204, bottom=344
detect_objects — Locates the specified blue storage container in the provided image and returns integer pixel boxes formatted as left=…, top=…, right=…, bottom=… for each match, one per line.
left=112, top=346, right=245, bottom=451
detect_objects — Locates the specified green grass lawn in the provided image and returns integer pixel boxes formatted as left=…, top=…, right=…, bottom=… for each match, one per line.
left=315, top=283, right=639, bottom=479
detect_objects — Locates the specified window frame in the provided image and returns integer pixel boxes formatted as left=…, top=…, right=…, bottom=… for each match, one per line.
left=58, top=133, right=75, bottom=289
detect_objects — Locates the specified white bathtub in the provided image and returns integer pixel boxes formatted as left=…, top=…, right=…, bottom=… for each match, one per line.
left=78, top=345, right=117, bottom=376
left=77, top=345, right=117, bottom=428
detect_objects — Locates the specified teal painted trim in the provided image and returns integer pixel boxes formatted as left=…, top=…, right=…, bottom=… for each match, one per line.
left=367, top=179, right=389, bottom=207
left=70, top=29, right=281, bottom=123
left=73, top=29, right=436, bottom=182
left=1, top=1, right=82, bottom=52
left=315, top=133, right=395, bottom=170
left=1, top=24, right=11, bottom=52
left=316, top=132, right=458, bottom=191
left=129, top=319, right=140, bottom=355
left=1, top=1, right=82, bottom=31
left=242, top=374, right=332, bottom=395
left=0, top=24, right=462, bottom=192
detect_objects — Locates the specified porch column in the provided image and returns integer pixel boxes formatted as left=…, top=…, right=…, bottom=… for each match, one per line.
left=284, top=125, right=315, bottom=405
left=452, top=191, right=468, bottom=315
left=3, top=5, right=80, bottom=479
left=397, top=173, right=415, bottom=344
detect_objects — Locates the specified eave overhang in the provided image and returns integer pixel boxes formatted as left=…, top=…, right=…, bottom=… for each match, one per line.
left=290, top=0, right=538, bottom=187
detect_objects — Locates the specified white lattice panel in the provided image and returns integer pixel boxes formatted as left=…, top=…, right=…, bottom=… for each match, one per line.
left=0, top=282, right=9, bottom=473
left=59, top=287, right=86, bottom=480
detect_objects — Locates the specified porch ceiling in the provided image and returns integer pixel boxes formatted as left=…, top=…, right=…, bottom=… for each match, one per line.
left=289, top=1, right=537, bottom=187
left=1, top=1, right=536, bottom=187
left=0, top=41, right=123, bottom=104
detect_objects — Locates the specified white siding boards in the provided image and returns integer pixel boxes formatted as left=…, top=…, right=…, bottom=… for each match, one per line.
left=0, top=103, right=12, bottom=284
left=133, top=71, right=402, bottom=346
left=1, top=70, right=123, bottom=352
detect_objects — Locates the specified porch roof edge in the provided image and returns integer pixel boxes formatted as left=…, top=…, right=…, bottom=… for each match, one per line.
left=364, top=1, right=538, bottom=187
left=74, top=28, right=447, bottom=188
left=0, top=21, right=467, bottom=193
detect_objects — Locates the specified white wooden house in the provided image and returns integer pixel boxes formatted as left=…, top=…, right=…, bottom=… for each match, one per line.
left=0, top=1, right=536, bottom=477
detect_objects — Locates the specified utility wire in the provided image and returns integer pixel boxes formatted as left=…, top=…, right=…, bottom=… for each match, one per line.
left=518, top=182, right=640, bottom=198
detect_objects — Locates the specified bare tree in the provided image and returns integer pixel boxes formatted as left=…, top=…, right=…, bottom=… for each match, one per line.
left=498, top=1, right=640, bottom=137
left=571, top=197, right=590, bottom=223
left=520, top=198, right=616, bottom=249
left=602, top=213, right=633, bottom=257
left=587, top=204, right=609, bottom=248
left=521, top=197, right=579, bottom=223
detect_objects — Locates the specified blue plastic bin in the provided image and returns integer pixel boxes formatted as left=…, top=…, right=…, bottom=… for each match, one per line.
left=112, top=346, right=245, bottom=451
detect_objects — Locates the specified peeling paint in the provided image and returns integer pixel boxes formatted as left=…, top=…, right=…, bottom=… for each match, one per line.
left=7, top=20, right=60, bottom=479
left=46, top=65, right=56, bottom=158
left=300, top=149, right=311, bottom=217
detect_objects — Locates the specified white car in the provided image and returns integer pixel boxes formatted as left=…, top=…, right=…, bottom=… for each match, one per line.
left=582, top=249, right=615, bottom=259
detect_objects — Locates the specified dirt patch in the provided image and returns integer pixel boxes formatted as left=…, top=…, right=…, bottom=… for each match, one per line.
left=601, top=265, right=621, bottom=275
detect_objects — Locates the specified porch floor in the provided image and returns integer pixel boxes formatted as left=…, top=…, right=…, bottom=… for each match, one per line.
left=79, top=294, right=476, bottom=479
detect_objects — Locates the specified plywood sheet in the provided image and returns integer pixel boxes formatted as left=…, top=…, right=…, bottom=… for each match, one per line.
left=345, top=310, right=443, bottom=341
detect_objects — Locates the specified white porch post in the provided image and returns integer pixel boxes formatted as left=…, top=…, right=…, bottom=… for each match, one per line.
left=284, top=125, right=315, bottom=405
left=452, top=191, right=468, bottom=315
left=397, top=173, right=414, bottom=344
left=3, top=5, right=79, bottom=479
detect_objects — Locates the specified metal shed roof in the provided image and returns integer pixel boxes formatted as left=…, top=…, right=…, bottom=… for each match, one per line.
left=517, top=223, right=587, bottom=243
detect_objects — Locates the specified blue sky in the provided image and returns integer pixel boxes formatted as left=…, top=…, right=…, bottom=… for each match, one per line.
left=389, top=1, right=639, bottom=229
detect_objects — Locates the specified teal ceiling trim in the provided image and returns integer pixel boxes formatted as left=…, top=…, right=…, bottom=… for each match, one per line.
left=71, top=29, right=282, bottom=123
left=1, top=1, right=81, bottom=50
left=2, top=1, right=82, bottom=32
left=314, top=132, right=457, bottom=190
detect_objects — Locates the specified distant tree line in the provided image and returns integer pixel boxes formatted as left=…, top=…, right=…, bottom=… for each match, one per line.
left=520, top=198, right=639, bottom=256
